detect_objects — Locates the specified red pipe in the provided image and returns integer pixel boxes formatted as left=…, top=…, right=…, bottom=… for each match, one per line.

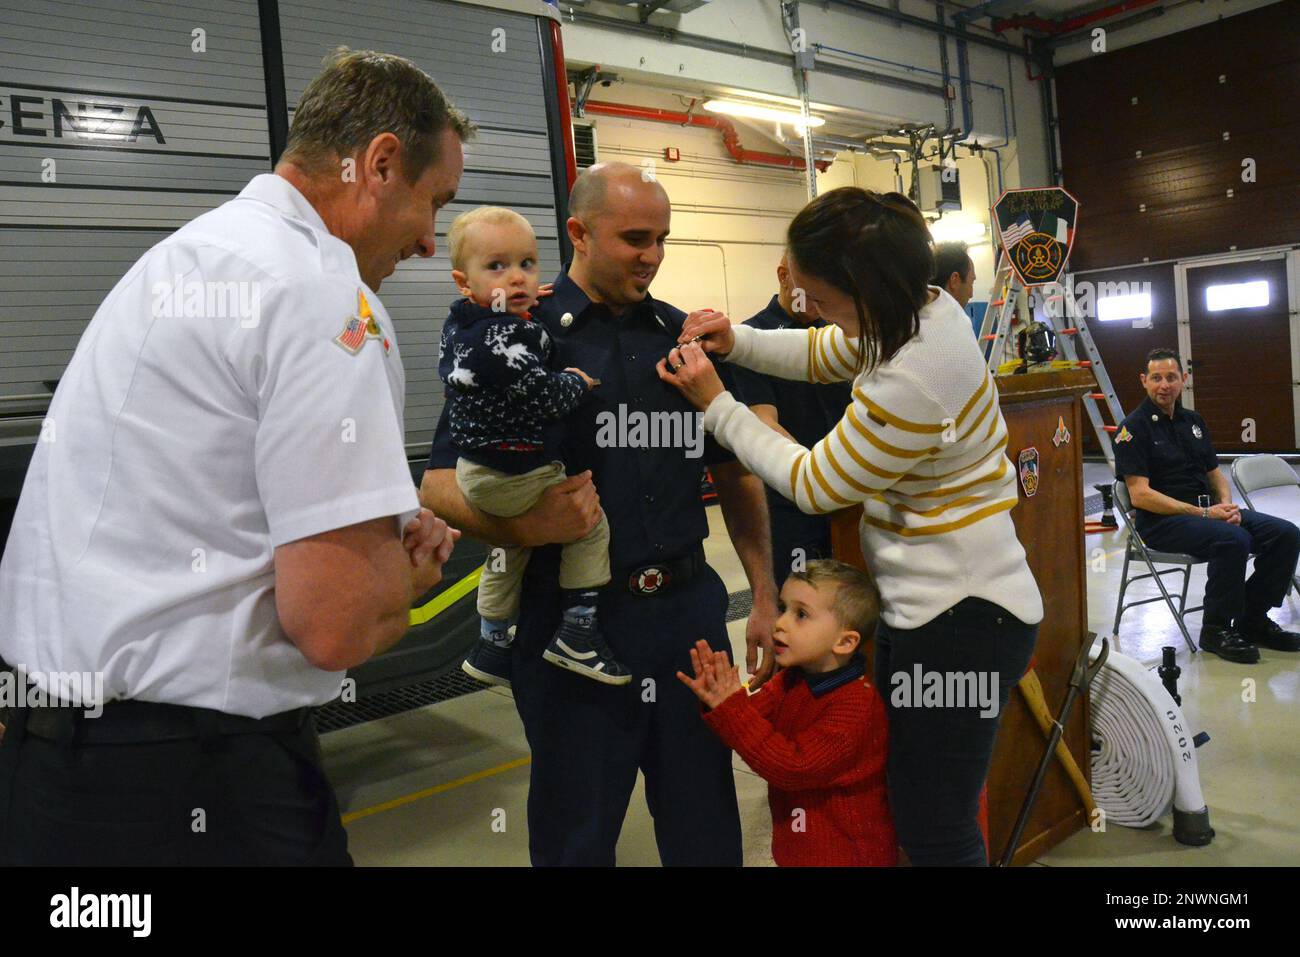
left=995, top=0, right=1161, bottom=35
left=549, top=21, right=579, bottom=191
left=580, top=99, right=831, bottom=172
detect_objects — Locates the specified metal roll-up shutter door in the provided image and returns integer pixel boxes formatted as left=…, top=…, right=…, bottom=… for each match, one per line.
left=278, top=0, right=563, bottom=454
left=0, top=0, right=269, bottom=437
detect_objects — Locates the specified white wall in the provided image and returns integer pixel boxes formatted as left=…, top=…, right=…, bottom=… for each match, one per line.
left=588, top=87, right=1006, bottom=320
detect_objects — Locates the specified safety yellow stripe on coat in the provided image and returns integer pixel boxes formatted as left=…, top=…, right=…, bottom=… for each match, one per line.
left=409, top=565, right=483, bottom=627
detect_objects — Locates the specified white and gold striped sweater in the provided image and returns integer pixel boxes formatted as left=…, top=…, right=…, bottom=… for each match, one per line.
left=704, top=288, right=1044, bottom=631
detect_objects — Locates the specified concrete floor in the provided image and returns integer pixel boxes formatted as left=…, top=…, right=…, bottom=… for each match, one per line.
left=323, top=461, right=1300, bottom=866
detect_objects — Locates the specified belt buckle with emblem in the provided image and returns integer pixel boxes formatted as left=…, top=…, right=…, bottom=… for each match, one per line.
left=629, top=565, right=670, bottom=595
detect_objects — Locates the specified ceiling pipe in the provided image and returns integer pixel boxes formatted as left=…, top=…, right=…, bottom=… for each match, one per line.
left=993, top=0, right=1163, bottom=35
left=560, top=6, right=944, bottom=97
left=810, top=0, right=1028, bottom=58
left=581, top=99, right=832, bottom=172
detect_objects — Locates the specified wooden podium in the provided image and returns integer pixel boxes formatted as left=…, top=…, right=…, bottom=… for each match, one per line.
left=831, top=368, right=1096, bottom=865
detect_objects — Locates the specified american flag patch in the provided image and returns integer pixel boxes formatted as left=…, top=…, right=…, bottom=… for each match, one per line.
left=1000, top=216, right=1035, bottom=247
left=334, top=315, right=369, bottom=354
left=334, top=289, right=387, bottom=355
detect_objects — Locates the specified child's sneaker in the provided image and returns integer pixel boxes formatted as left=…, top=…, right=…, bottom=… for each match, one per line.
left=462, top=630, right=514, bottom=688
left=542, top=620, right=631, bottom=685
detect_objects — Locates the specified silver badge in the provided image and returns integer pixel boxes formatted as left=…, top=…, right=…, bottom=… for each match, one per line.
left=560, top=311, right=574, bottom=328
left=1151, top=414, right=1158, bottom=421
left=1192, top=424, right=1203, bottom=439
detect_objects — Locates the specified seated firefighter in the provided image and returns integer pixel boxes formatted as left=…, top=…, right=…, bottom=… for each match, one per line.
left=1114, top=348, right=1300, bottom=663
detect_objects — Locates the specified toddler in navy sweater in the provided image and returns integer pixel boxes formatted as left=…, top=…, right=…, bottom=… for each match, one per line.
left=440, top=207, right=626, bottom=687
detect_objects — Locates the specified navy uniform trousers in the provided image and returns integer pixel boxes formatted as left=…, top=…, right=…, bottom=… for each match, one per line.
left=1139, top=508, right=1300, bottom=625
left=511, top=549, right=743, bottom=866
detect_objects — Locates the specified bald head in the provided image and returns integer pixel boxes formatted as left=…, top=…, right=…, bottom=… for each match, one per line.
left=564, top=162, right=671, bottom=312
left=569, top=161, right=669, bottom=225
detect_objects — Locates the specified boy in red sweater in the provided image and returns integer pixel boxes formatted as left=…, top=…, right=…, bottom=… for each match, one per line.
left=678, top=560, right=896, bottom=866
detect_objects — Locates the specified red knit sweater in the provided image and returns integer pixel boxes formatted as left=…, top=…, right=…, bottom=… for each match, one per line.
left=703, top=667, right=896, bottom=867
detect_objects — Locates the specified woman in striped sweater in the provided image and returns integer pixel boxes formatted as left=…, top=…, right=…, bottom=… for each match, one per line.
left=658, top=188, right=1043, bottom=865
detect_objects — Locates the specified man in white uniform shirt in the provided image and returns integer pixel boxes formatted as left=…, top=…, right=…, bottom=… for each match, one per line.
left=0, top=50, right=468, bottom=865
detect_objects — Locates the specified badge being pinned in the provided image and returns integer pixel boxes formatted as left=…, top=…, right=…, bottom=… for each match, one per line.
left=1052, top=414, right=1071, bottom=447
left=334, top=289, right=390, bottom=356
left=1018, top=447, right=1040, bottom=498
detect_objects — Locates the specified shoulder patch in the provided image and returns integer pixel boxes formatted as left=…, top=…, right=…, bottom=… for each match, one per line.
left=334, top=289, right=390, bottom=355
left=1115, top=425, right=1134, bottom=443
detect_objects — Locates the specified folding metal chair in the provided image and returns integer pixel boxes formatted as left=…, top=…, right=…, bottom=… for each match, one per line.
left=1230, top=453, right=1300, bottom=596
left=1112, top=479, right=1203, bottom=652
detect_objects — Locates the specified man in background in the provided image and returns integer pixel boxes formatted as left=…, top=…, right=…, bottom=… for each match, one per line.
left=729, top=254, right=852, bottom=588
left=933, top=241, right=976, bottom=308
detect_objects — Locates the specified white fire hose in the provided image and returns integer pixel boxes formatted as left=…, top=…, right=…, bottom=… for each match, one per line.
left=1088, top=647, right=1215, bottom=845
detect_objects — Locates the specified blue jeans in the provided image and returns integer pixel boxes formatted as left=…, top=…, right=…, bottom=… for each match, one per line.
left=1138, top=508, right=1300, bottom=627
left=873, top=597, right=1038, bottom=866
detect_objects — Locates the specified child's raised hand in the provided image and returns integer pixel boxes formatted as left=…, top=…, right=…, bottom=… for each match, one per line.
left=676, top=639, right=742, bottom=710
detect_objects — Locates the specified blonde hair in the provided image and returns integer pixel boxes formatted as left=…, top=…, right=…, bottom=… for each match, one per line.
left=786, top=559, right=880, bottom=657
left=447, top=206, right=535, bottom=272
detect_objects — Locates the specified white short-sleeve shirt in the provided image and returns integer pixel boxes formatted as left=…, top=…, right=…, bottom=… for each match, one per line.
left=0, top=174, right=420, bottom=718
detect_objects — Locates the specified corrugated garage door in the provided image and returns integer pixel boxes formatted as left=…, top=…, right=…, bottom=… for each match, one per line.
left=0, top=0, right=270, bottom=412
left=278, top=0, right=563, bottom=453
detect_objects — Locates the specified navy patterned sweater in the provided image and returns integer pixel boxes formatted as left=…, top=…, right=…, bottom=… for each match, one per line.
left=438, top=298, right=587, bottom=474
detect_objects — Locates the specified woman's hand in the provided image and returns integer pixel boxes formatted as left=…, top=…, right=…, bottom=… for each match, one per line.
left=655, top=341, right=726, bottom=411
left=677, top=310, right=734, bottom=357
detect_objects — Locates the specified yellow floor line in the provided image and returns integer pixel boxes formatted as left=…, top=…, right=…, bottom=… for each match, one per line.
left=342, top=755, right=532, bottom=825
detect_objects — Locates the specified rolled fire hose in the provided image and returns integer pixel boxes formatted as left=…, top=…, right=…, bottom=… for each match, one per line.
left=1088, top=647, right=1215, bottom=845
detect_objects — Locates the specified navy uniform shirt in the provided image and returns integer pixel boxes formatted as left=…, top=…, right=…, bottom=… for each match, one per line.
left=727, top=296, right=852, bottom=573
left=428, top=271, right=735, bottom=573
left=1113, top=395, right=1217, bottom=528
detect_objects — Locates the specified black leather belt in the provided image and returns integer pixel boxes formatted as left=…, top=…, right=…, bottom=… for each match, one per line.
left=16, top=698, right=311, bottom=746
left=621, top=546, right=706, bottom=596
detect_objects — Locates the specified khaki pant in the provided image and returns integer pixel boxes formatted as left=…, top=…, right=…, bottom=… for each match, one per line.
left=456, top=459, right=611, bottom=621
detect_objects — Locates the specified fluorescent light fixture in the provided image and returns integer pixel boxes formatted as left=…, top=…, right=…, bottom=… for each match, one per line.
left=928, top=219, right=987, bottom=245
left=1205, top=280, right=1269, bottom=311
left=703, top=99, right=825, bottom=128
left=1097, top=292, right=1152, bottom=322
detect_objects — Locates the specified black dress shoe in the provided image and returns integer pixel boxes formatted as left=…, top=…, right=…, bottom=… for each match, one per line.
left=1236, top=617, right=1300, bottom=652
left=1198, top=625, right=1260, bottom=664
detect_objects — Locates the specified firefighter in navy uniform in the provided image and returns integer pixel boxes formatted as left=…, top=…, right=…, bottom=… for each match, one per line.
left=421, top=163, right=779, bottom=865
left=728, top=254, right=852, bottom=588
left=1114, top=348, right=1300, bottom=663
